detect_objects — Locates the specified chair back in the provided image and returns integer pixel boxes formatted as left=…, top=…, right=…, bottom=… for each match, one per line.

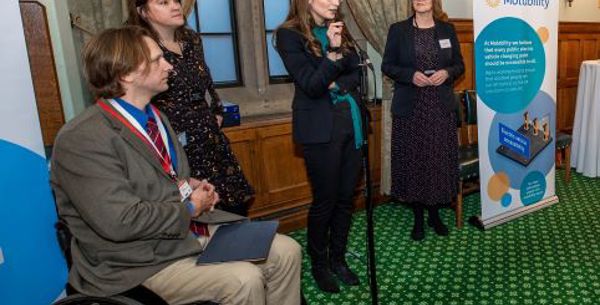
left=463, top=90, right=477, bottom=125
left=454, top=91, right=464, bottom=128
left=457, top=90, right=478, bottom=145
left=55, top=218, right=73, bottom=269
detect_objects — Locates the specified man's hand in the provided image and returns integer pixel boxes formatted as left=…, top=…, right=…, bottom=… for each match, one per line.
left=188, top=177, right=203, bottom=190
left=199, top=180, right=220, bottom=207
left=188, top=179, right=219, bottom=217
left=215, top=115, right=223, bottom=128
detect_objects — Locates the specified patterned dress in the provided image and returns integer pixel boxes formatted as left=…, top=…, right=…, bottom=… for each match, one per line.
left=152, top=29, right=253, bottom=214
left=390, top=26, right=458, bottom=206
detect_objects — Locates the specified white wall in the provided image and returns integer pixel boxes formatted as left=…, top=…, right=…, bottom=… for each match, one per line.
left=38, top=0, right=87, bottom=121
left=559, top=1, right=600, bottom=22
left=442, top=0, right=473, bottom=19
left=443, top=0, right=600, bottom=22
left=367, top=43, right=384, bottom=99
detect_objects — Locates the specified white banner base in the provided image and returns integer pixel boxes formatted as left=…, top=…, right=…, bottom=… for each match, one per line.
left=474, top=195, right=559, bottom=230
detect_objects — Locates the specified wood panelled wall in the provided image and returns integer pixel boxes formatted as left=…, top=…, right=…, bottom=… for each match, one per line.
left=20, top=1, right=65, bottom=146
left=452, top=19, right=475, bottom=92
left=557, top=22, right=600, bottom=132
left=224, top=107, right=382, bottom=232
left=450, top=19, right=600, bottom=133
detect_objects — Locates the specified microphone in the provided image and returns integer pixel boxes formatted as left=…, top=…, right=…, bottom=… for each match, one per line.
left=347, top=33, right=375, bottom=71
left=359, top=61, right=375, bottom=71
left=325, top=17, right=374, bottom=71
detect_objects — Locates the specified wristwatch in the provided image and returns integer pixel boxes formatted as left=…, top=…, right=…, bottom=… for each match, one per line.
left=327, top=46, right=341, bottom=53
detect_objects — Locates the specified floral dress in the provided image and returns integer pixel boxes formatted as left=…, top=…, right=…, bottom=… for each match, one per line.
left=152, top=29, right=253, bottom=215
left=391, top=26, right=458, bottom=206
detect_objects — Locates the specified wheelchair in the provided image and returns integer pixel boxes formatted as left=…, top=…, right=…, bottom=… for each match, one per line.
left=51, top=219, right=218, bottom=305
left=47, top=147, right=304, bottom=305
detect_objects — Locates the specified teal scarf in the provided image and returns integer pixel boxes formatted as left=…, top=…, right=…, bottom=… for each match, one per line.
left=312, top=26, right=364, bottom=150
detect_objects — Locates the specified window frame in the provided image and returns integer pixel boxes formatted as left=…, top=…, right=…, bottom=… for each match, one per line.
left=190, top=0, right=243, bottom=88
left=263, top=0, right=293, bottom=84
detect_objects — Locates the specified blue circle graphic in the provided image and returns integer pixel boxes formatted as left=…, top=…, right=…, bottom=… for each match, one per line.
left=488, top=90, right=555, bottom=189
left=0, top=140, right=67, bottom=305
left=475, top=17, right=545, bottom=113
left=501, top=193, right=513, bottom=207
left=520, top=171, right=547, bottom=205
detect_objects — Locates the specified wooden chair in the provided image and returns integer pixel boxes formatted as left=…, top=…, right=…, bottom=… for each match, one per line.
left=555, top=132, right=572, bottom=184
left=454, top=90, right=480, bottom=229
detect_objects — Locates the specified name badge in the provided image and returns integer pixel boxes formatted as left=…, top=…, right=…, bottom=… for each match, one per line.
left=439, top=39, right=451, bottom=49
left=178, top=180, right=193, bottom=202
left=177, top=131, right=188, bottom=147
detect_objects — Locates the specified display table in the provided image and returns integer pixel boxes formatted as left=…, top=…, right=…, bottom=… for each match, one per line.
left=571, top=60, right=600, bottom=177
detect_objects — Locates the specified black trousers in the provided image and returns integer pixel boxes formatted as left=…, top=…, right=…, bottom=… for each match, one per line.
left=302, top=103, right=362, bottom=267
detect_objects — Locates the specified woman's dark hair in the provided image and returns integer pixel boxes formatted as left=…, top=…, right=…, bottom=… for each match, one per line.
left=274, top=0, right=354, bottom=57
left=409, top=0, right=448, bottom=21
left=126, top=0, right=189, bottom=43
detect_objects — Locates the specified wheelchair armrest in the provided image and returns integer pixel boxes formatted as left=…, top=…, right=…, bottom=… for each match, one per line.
left=55, top=219, right=72, bottom=269
left=52, top=294, right=145, bottom=305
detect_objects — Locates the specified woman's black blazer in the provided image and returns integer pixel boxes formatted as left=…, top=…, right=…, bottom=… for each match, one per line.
left=382, top=18, right=465, bottom=117
left=276, top=28, right=361, bottom=144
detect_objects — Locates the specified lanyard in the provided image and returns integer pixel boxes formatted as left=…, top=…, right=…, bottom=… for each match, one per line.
left=97, top=99, right=177, bottom=180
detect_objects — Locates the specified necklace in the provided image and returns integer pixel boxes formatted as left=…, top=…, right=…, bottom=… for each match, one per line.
left=160, top=39, right=183, bottom=56
left=413, top=15, right=435, bottom=29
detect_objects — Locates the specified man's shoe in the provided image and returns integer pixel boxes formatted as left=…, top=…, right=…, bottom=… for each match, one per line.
left=427, top=217, right=449, bottom=236
left=331, top=260, right=360, bottom=286
left=311, top=268, right=340, bottom=293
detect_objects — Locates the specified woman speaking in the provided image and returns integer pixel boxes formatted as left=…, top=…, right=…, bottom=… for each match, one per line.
left=276, top=0, right=363, bottom=294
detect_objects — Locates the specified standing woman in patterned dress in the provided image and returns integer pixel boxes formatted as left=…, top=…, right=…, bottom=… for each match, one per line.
left=127, top=0, right=253, bottom=215
left=382, top=0, right=464, bottom=241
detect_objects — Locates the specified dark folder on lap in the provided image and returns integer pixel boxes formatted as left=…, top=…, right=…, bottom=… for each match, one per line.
left=192, top=208, right=247, bottom=225
left=196, top=220, right=279, bottom=265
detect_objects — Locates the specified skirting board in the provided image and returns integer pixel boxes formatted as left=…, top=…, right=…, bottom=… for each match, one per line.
left=474, top=195, right=559, bottom=230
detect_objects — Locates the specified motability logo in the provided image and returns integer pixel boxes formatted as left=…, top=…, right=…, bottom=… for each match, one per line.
left=486, top=0, right=550, bottom=9
left=486, top=0, right=501, bottom=7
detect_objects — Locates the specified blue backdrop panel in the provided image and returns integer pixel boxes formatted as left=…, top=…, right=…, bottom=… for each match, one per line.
left=0, top=140, right=67, bottom=305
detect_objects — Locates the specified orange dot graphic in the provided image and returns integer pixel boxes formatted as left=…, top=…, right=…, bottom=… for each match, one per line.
left=488, top=172, right=510, bottom=202
left=537, top=27, right=549, bottom=44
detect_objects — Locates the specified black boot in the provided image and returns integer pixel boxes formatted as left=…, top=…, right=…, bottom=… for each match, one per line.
left=311, top=266, right=340, bottom=293
left=411, top=205, right=425, bottom=241
left=330, top=257, right=360, bottom=286
left=427, top=206, right=449, bottom=236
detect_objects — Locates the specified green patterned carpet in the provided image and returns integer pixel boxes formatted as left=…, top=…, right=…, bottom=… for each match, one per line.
left=289, top=171, right=600, bottom=305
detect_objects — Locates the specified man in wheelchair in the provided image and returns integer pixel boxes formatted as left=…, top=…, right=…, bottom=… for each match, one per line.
left=50, top=25, right=302, bottom=305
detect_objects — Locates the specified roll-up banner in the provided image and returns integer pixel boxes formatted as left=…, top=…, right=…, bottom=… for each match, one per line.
left=473, top=0, right=559, bottom=229
left=0, top=2, right=67, bottom=304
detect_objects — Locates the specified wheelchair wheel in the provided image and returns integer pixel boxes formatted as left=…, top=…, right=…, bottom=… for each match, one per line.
left=52, top=294, right=144, bottom=305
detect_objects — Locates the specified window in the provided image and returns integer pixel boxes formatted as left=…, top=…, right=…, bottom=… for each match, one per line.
left=263, top=0, right=290, bottom=81
left=188, top=0, right=241, bottom=87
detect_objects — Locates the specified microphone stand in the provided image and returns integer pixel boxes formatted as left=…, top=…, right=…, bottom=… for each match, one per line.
left=353, top=39, right=379, bottom=305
